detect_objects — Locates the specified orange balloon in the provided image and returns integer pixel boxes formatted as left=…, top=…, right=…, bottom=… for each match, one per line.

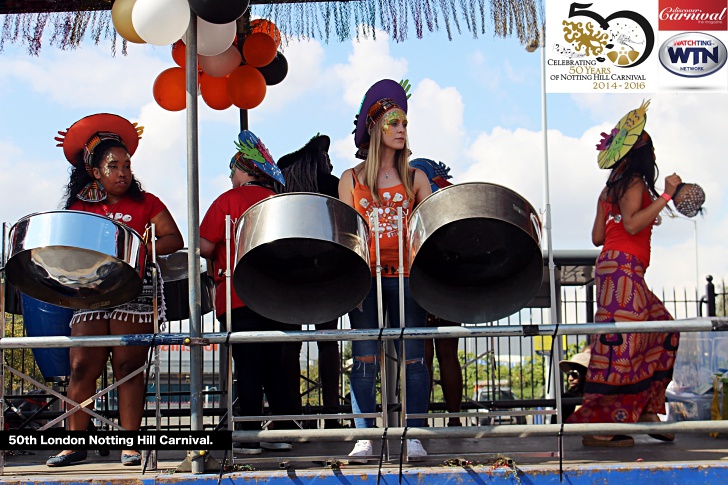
left=243, top=33, right=277, bottom=68
left=250, top=19, right=281, bottom=47
left=153, top=67, right=186, bottom=111
left=200, top=73, right=232, bottom=110
left=171, top=40, right=186, bottom=68
left=227, top=65, right=266, bottom=109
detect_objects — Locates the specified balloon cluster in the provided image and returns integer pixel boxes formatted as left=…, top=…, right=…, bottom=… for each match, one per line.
left=112, top=0, right=289, bottom=112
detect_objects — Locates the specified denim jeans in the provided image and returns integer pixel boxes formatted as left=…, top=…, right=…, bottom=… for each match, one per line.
left=348, top=277, right=429, bottom=428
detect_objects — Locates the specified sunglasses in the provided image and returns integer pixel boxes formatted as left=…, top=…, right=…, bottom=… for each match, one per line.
left=567, top=370, right=581, bottom=379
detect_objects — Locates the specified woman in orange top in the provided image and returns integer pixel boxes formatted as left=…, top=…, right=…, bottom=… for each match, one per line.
left=338, top=79, right=431, bottom=462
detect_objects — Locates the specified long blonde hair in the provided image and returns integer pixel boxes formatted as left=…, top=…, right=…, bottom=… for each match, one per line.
left=358, top=116, right=413, bottom=203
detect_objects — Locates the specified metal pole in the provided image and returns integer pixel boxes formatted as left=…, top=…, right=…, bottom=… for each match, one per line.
left=0, top=222, right=7, bottom=475
left=693, top=219, right=699, bottom=291
left=2, top=317, right=728, bottom=349
left=144, top=224, right=159, bottom=470
left=184, top=10, right=204, bottom=475
left=225, top=216, right=234, bottom=456
left=397, top=207, right=407, bottom=437
left=372, top=212, right=389, bottom=442
left=538, top=23, right=564, bottom=426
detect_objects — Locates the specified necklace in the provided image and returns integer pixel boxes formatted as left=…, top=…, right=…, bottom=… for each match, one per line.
left=382, top=168, right=392, bottom=179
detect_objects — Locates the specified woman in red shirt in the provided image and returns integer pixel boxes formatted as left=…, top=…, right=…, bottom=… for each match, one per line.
left=569, top=101, right=681, bottom=447
left=48, top=114, right=183, bottom=467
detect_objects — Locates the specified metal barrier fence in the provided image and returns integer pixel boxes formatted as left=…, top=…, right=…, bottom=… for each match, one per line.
left=2, top=268, right=725, bottom=471
left=3, top=275, right=721, bottom=432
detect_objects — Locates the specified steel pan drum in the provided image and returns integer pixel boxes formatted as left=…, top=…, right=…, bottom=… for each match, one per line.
left=158, top=249, right=214, bottom=321
left=409, top=183, right=543, bottom=323
left=6, top=210, right=146, bottom=310
left=21, top=294, right=72, bottom=380
left=234, top=193, right=371, bottom=325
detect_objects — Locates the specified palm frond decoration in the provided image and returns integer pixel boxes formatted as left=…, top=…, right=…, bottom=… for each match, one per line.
left=0, top=0, right=542, bottom=55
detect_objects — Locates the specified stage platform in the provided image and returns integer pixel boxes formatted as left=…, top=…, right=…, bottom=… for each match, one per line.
left=3, top=433, right=728, bottom=484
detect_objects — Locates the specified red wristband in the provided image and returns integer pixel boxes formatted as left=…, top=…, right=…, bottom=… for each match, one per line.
left=661, top=192, right=671, bottom=202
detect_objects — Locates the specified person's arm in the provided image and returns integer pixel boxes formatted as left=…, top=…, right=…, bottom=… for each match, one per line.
left=591, top=187, right=607, bottom=247
left=412, top=168, right=432, bottom=206
left=148, top=208, right=184, bottom=256
left=619, top=173, right=681, bottom=235
left=200, top=237, right=216, bottom=259
left=338, top=169, right=355, bottom=208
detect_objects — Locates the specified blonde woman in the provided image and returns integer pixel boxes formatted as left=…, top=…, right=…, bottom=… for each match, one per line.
left=338, top=79, right=431, bottom=462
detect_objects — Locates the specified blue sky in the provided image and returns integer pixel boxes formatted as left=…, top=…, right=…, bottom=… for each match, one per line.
left=0, top=18, right=725, bottom=303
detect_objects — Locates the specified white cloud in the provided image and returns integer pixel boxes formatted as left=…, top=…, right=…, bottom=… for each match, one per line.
left=408, top=79, right=467, bottom=172
left=0, top=43, right=169, bottom=109
left=332, top=29, right=409, bottom=109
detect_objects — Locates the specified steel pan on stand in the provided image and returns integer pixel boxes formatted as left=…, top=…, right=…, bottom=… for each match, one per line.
left=5, top=210, right=147, bottom=310
left=157, top=249, right=214, bottom=321
left=234, top=193, right=371, bottom=325
left=409, top=182, right=543, bottom=323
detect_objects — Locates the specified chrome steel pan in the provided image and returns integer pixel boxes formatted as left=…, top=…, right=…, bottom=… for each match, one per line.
left=234, top=193, right=370, bottom=325
left=409, top=183, right=542, bottom=323
left=5, top=210, right=146, bottom=309
left=157, top=249, right=214, bottom=321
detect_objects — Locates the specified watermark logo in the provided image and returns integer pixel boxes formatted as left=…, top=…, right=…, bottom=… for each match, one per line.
left=659, top=0, right=728, bottom=31
left=659, top=32, right=727, bottom=77
left=556, top=3, right=655, bottom=69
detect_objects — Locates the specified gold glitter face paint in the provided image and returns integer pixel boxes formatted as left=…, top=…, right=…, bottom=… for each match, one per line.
left=381, top=111, right=407, bottom=134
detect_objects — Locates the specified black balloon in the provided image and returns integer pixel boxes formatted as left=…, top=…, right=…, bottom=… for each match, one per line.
left=189, top=0, right=250, bottom=24
left=257, top=52, right=288, bottom=86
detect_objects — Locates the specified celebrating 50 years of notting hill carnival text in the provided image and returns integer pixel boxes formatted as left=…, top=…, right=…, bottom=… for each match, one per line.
left=545, top=0, right=728, bottom=93
left=0, top=431, right=232, bottom=450
left=548, top=59, right=647, bottom=91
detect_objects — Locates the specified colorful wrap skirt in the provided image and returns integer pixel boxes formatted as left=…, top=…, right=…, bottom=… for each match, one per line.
left=567, top=250, right=679, bottom=424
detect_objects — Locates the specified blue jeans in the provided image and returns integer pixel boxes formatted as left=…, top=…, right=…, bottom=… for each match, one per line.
left=348, top=277, right=429, bottom=428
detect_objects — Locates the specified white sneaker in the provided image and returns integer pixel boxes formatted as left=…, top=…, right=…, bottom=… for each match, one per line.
left=347, top=440, right=373, bottom=464
left=406, top=439, right=427, bottom=461
left=261, top=442, right=292, bottom=451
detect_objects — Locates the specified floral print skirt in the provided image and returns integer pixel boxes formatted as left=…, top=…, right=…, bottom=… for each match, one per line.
left=567, top=250, right=679, bottom=424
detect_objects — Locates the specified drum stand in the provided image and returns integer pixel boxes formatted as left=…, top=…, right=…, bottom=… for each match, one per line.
left=370, top=209, right=409, bottom=462
left=0, top=222, right=163, bottom=474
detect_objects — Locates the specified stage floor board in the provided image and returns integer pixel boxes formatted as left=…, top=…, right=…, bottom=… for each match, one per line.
left=3, top=433, right=728, bottom=484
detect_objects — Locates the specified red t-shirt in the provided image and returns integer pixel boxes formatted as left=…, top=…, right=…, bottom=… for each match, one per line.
left=602, top=187, right=653, bottom=268
left=69, top=192, right=167, bottom=237
left=199, top=184, right=275, bottom=316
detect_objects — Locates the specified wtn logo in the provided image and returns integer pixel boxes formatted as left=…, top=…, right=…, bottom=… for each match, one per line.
left=659, top=32, right=727, bottom=77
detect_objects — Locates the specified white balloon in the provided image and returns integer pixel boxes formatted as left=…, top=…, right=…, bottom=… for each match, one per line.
left=197, top=18, right=237, bottom=56
left=199, top=45, right=242, bottom=78
left=132, top=0, right=190, bottom=46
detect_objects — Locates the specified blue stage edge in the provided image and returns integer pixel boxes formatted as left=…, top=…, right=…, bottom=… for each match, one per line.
left=9, top=464, right=728, bottom=485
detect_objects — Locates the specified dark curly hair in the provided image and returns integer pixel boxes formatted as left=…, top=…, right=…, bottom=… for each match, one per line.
left=62, top=139, right=145, bottom=209
left=606, top=132, right=659, bottom=204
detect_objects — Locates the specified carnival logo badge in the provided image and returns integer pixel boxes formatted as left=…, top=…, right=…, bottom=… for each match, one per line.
left=659, top=32, right=727, bottom=77
left=557, top=3, right=655, bottom=68
left=659, top=0, right=728, bottom=31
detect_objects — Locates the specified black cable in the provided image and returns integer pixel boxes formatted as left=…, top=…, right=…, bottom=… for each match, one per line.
left=546, top=323, right=560, bottom=395
left=398, top=426, right=409, bottom=484
left=225, top=331, right=232, bottom=347
left=376, top=427, right=388, bottom=485
left=218, top=448, right=229, bottom=485
left=558, top=422, right=564, bottom=482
